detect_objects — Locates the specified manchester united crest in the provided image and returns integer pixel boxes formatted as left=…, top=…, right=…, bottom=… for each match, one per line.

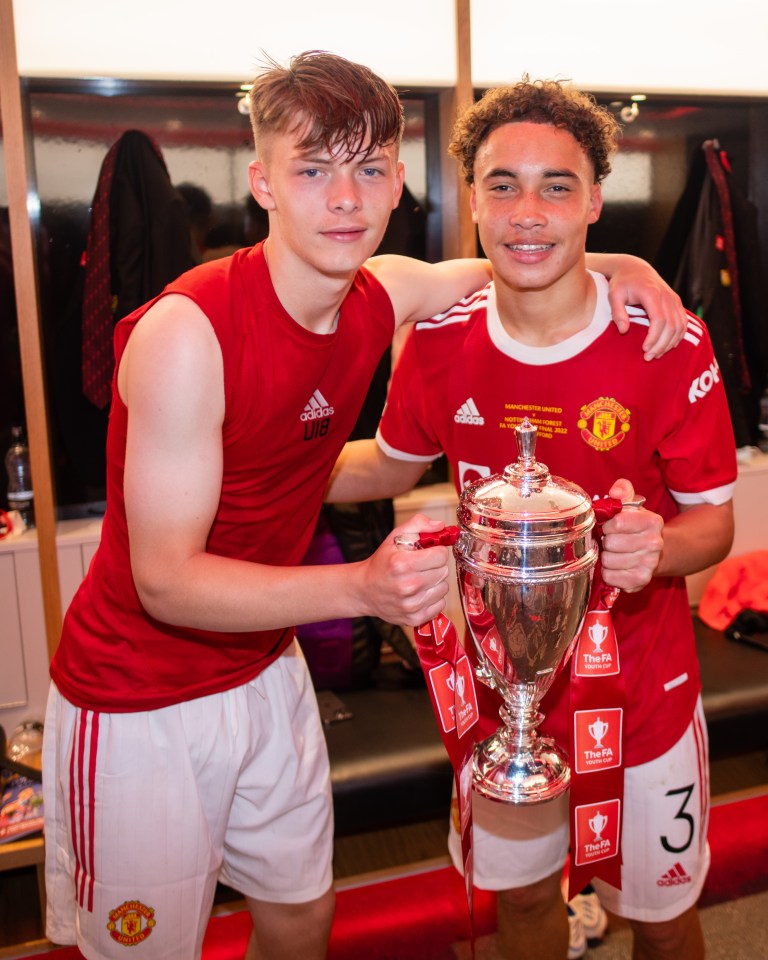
left=107, top=900, right=156, bottom=946
left=578, top=397, right=631, bottom=451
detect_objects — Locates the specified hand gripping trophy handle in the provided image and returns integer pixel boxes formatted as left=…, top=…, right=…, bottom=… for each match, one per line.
left=602, top=496, right=646, bottom=607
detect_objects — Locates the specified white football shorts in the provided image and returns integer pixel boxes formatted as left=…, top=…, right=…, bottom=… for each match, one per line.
left=43, top=640, right=333, bottom=960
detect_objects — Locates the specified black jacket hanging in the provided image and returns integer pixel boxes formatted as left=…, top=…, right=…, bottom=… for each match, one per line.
left=80, top=129, right=194, bottom=408
left=52, top=130, right=194, bottom=502
left=655, top=140, right=768, bottom=448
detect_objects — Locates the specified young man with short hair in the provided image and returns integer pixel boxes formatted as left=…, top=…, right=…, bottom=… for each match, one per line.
left=329, top=79, right=736, bottom=960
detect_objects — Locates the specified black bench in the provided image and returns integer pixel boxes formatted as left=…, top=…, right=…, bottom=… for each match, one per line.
left=323, top=615, right=768, bottom=836
left=323, top=686, right=453, bottom=837
left=693, top=614, right=768, bottom=757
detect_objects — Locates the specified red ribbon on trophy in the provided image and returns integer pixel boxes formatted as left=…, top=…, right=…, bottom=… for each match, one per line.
left=413, top=614, right=478, bottom=913
left=566, top=496, right=627, bottom=901
left=397, top=527, right=485, bottom=943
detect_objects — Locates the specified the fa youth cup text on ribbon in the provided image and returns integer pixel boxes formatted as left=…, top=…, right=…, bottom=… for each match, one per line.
left=567, top=496, right=627, bottom=900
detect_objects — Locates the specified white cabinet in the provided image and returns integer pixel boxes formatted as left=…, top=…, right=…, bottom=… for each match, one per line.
left=685, top=452, right=768, bottom=605
left=0, top=518, right=102, bottom=734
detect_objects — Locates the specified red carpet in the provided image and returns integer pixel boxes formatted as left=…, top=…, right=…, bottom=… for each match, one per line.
left=196, top=869, right=496, bottom=960
left=700, top=791, right=768, bottom=906
left=18, top=792, right=768, bottom=960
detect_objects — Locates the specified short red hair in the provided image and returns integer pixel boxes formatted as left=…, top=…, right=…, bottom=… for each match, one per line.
left=249, top=51, right=404, bottom=159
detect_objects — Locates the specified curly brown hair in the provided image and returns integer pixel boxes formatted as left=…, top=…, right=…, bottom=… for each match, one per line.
left=449, top=79, right=620, bottom=185
left=249, top=51, right=404, bottom=160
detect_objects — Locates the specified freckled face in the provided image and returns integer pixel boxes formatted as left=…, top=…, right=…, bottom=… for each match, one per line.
left=470, top=121, right=603, bottom=292
left=249, top=125, right=404, bottom=279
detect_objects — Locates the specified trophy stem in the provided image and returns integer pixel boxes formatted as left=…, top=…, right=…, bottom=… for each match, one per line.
left=472, top=701, right=571, bottom=804
left=499, top=703, right=542, bottom=752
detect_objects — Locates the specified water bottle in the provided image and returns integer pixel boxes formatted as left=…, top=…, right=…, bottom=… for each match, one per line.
left=6, top=720, right=44, bottom=772
left=4, top=425, right=35, bottom=529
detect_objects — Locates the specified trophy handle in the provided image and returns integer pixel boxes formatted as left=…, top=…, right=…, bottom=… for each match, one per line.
left=604, top=496, right=647, bottom=605
left=394, top=526, right=460, bottom=550
left=473, top=655, right=500, bottom=692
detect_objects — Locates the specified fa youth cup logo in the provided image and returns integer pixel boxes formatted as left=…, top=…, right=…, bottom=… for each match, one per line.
left=589, top=620, right=608, bottom=653
left=453, top=657, right=479, bottom=738
left=575, top=610, right=620, bottom=677
left=429, top=657, right=478, bottom=737
left=574, top=799, right=621, bottom=867
left=446, top=670, right=467, bottom=704
left=480, top=626, right=506, bottom=673
left=588, top=716, right=609, bottom=749
left=455, top=671, right=465, bottom=703
left=589, top=810, right=609, bottom=842
left=574, top=707, right=623, bottom=773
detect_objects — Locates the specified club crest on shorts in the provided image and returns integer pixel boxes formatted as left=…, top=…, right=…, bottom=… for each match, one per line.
left=577, top=397, right=631, bottom=451
left=107, top=900, right=156, bottom=946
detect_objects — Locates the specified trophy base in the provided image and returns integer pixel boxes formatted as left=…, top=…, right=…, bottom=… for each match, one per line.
left=473, top=732, right=571, bottom=804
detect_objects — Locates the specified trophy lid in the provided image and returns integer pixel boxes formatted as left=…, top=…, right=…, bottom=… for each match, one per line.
left=457, top=418, right=594, bottom=544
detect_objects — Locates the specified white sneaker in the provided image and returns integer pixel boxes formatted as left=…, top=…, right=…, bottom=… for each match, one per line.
left=569, top=888, right=608, bottom=944
left=567, top=904, right=587, bottom=960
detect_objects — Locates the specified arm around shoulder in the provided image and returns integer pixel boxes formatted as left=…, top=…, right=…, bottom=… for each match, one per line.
left=585, top=252, right=687, bottom=358
left=366, top=254, right=491, bottom=328
left=326, top=438, right=429, bottom=503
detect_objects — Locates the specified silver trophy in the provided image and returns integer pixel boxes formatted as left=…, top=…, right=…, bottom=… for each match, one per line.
left=454, top=419, right=597, bottom=804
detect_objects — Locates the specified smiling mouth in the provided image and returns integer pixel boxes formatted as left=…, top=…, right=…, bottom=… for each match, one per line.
left=323, top=227, right=365, bottom=236
left=506, top=243, right=553, bottom=252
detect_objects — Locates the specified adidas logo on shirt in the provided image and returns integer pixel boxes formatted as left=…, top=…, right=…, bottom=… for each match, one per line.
left=454, top=398, right=485, bottom=426
left=656, top=862, right=692, bottom=886
left=300, top=389, right=335, bottom=422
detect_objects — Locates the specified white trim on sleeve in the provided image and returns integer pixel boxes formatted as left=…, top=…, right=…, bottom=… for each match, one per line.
left=669, top=482, right=735, bottom=507
left=375, top=428, right=441, bottom=463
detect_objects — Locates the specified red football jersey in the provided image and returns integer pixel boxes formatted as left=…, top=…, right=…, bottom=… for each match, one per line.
left=379, top=272, right=737, bottom=765
left=53, top=244, right=395, bottom=712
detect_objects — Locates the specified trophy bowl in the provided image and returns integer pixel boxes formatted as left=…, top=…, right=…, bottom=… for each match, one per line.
left=454, top=419, right=597, bottom=804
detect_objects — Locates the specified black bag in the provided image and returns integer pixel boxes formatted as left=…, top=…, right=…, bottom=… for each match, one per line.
left=725, top=608, right=768, bottom=653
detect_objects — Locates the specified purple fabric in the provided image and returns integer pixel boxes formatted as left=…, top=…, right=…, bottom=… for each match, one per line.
left=295, top=513, right=354, bottom=689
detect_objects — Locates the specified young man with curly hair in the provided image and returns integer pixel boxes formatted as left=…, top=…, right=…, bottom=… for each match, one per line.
left=329, top=79, right=736, bottom=960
